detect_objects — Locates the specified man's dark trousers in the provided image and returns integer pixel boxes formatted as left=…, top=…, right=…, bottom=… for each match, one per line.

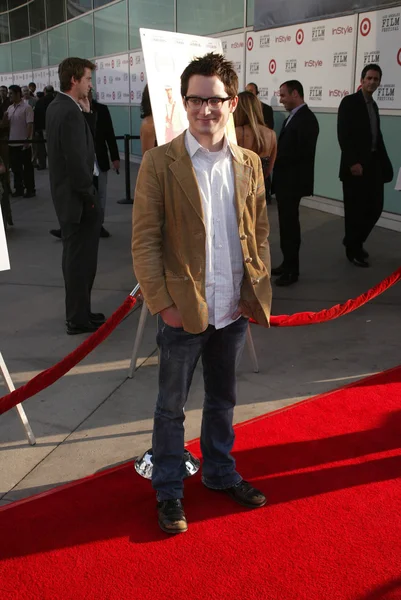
left=60, top=194, right=102, bottom=325
left=276, top=192, right=302, bottom=275
left=343, top=152, right=384, bottom=255
left=152, top=316, right=249, bottom=501
left=9, top=146, right=35, bottom=193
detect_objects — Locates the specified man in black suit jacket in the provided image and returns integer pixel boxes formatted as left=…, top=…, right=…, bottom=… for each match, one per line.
left=46, top=57, right=104, bottom=335
left=246, top=82, right=274, bottom=130
left=337, top=64, right=393, bottom=267
left=90, top=94, right=120, bottom=237
left=272, top=80, right=319, bottom=286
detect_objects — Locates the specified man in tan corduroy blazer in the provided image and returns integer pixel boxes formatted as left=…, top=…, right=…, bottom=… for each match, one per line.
left=132, top=53, right=272, bottom=535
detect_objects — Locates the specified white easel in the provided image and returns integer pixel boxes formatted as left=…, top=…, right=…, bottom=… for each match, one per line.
left=127, top=284, right=259, bottom=378
left=0, top=353, right=36, bottom=445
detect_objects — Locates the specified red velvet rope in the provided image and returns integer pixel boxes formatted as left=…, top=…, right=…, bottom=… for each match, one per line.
left=1, top=266, right=400, bottom=417
left=0, top=296, right=136, bottom=416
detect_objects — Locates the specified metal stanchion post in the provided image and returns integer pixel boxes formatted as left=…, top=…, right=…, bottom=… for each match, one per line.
left=117, top=134, right=133, bottom=205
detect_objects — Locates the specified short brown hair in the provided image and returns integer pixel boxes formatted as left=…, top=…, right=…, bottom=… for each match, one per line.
left=58, top=57, right=96, bottom=92
left=180, top=53, right=238, bottom=98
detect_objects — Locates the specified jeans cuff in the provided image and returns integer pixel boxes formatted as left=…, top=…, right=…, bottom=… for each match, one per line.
left=201, top=474, right=242, bottom=490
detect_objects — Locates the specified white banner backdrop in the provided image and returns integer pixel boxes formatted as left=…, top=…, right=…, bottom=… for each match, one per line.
left=129, top=51, right=147, bottom=105
left=245, top=14, right=357, bottom=108
left=355, top=6, right=401, bottom=108
left=13, top=71, right=33, bottom=87
left=221, top=32, right=246, bottom=92
left=32, top=69, right=50, bottom=92
left=95, top=54, right=130, bottom=104
left=141, top=28, right=226, bottom=145
left=0, top=73, right=13, bottom=87
left=48, top=67, right=60, bottom=91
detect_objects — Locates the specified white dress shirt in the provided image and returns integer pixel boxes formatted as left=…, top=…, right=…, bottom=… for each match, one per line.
left=185, top=129, right=244, bottom=329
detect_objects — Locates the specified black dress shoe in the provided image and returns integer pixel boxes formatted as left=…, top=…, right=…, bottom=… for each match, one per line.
left=100, top=226, right=110, bottom=238
left=275, top=272, right=299, bottom=286
left=66, top=321, right=100, bottom=335
left=50, top=229, right=62, bottom=239
left=209, top=480, right=267, bottom=509
left=12, top=190, right=23, bottom=198
left=346, top=251, right=369, bottom=268
left=90, top=312, right=106, bottom=324
left=271, top=264, right=284, bottom=276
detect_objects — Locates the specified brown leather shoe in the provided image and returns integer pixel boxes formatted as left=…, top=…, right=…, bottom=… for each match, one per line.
left=157, top=499, right=188, bottom=534
left=222, top=480, right=267, bottom=508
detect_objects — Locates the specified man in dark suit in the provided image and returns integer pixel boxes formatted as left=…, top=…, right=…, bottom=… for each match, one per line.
left=337, top=64, right=393, bottom=268
left=33, top=85, right=55, bottom=170
left=246, top=82, right=274, bottom=130
left=272, top=80, right=319, bottom=286
left=46, top=57, right=104, bottom=335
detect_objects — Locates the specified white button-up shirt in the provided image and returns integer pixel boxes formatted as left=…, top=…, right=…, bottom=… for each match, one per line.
left=185, top=129, right=244, bottom=330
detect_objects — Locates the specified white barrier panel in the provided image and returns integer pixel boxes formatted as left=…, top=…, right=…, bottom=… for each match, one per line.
left=129, top=51, right=147, bottom=105
left=245, top=14, right=357, bottom=108
left=95, top=54, right=130, bottom=104
left=0, top=73, right=13, bottom=87
left=0, top=212, right=10, bottom=272
left=13, top=71, right=33, bottom=87
left=355, top=6, right=401, bottom=108
left=221, top=32, right=246, bottom=92
left=49, top=66, right=60, bottom=91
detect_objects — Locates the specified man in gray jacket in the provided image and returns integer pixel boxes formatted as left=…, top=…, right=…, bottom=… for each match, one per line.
left=46, top=57, right=104, bottom=334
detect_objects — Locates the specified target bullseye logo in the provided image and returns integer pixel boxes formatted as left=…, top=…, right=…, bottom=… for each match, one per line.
left=269, top=59, right=277, bottom=74
left=296, top=29, right=304, bottom=45
left=247, top=37, right=254, bottom=51
left=112, top=91, right=115, bottom=100
left=397, top=48, right=401, bottom=66
left=360, top=18, right=371, bottom=36
left=130, top=55, right=133, bottom=66
left=140, top=72, right=144, bottom=82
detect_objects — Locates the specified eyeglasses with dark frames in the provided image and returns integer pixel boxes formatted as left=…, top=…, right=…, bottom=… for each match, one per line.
left=184, top=96, right=232, bottom=110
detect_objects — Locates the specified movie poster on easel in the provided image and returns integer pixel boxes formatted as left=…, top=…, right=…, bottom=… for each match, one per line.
left=140, top=28, right=237, bottom=146
left=0, top=212, right=10, bottom=272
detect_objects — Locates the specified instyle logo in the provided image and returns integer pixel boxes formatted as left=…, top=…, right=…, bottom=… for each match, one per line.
left=364, top=50, right=380, bottom=64
left=328, top=89, right=349, bottom=97
left=259, top=87, right=269, bottom=99
left=333, top=52, right=348, bottom=67
left=377, top=84, right=395, bottom=101
left=231, top=42, right=244, bottom=49
left=285, top=59, right=297, bottom=72
left=332, top=25, right=353, bottom=35
left=247, top=37, right=254, bottom=51
left=115, top=76, right=121, bottom=82
left=309, top=86, right=323, bottom=100
left=275, top=35, right=291, bottom=43
left=312, top=25, right=325, bottom=41
left=304, top=59, right=323, bottom=68
left=296, top=29, right=304, bottom=45
left=250, top=62, right=259, bottom=74
left=360, top=18, right=371, bottom=36
left=382, top=13, right=400, bottom=32
left=260, top=34, right=270, bottom=48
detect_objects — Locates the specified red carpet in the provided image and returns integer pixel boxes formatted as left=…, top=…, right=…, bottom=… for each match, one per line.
left=1, top=367, right=401, bottom=600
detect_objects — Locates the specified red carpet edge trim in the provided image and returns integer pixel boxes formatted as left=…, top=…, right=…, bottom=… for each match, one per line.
left=1, top=362, right=399, bottom=513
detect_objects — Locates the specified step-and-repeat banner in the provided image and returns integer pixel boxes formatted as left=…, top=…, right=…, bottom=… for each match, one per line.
left=95, top=54, right=130, bottom=104
left=221, top=32, right=246, bottom=91
left=33, top=69, right=50, bottom=91
left=246, top=14, right=357, bottom=108
left=355, top=6, right=401, bottom=108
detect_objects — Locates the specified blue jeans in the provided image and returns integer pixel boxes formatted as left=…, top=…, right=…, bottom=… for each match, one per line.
left=152, top=316, right=249, bottom=501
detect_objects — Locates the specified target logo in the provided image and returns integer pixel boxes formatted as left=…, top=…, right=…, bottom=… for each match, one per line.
left=269, top=59, right=277, bottom=74
left=111, top=60, right=115, bottom=68
left=360, top=18, right=371, bottom=36
left=140, top=72, right=144, bottom=82
left=247, top=37, right=254, bottom=51
left=112, top=91, right=115, bottom=100
left=397, top=48, right=401, bottom=66
left=131, top=91, right=134, bottom=100
left=104, top=76, right=106, bottom=84
left=130, top=56, right=133, bottom=66
left=296, top=29, right=304, bottom=45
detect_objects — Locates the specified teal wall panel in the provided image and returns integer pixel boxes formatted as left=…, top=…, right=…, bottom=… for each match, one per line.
left=108, top=105, right=130, bottom=152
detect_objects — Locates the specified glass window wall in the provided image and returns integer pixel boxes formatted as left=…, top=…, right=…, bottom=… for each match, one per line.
left=9, top=4, right=28, bottom=41
left=129, top=0, right=174, bottom=50
left=68, top=13, right=94, bottom=58
left=29, top=0, right=46, bottom=35
left=48, top=23, right=68, bottom=65
left=94, top=0, right=127, bottom=57
left=177, top=0, right=244, bottom=35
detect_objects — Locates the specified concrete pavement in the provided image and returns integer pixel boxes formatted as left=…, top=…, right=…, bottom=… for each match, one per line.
left=1, top=163, right=400, bottom=506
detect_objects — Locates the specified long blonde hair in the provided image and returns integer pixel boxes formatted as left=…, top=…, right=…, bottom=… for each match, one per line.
left=234, top=91, right=266, bottom=154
